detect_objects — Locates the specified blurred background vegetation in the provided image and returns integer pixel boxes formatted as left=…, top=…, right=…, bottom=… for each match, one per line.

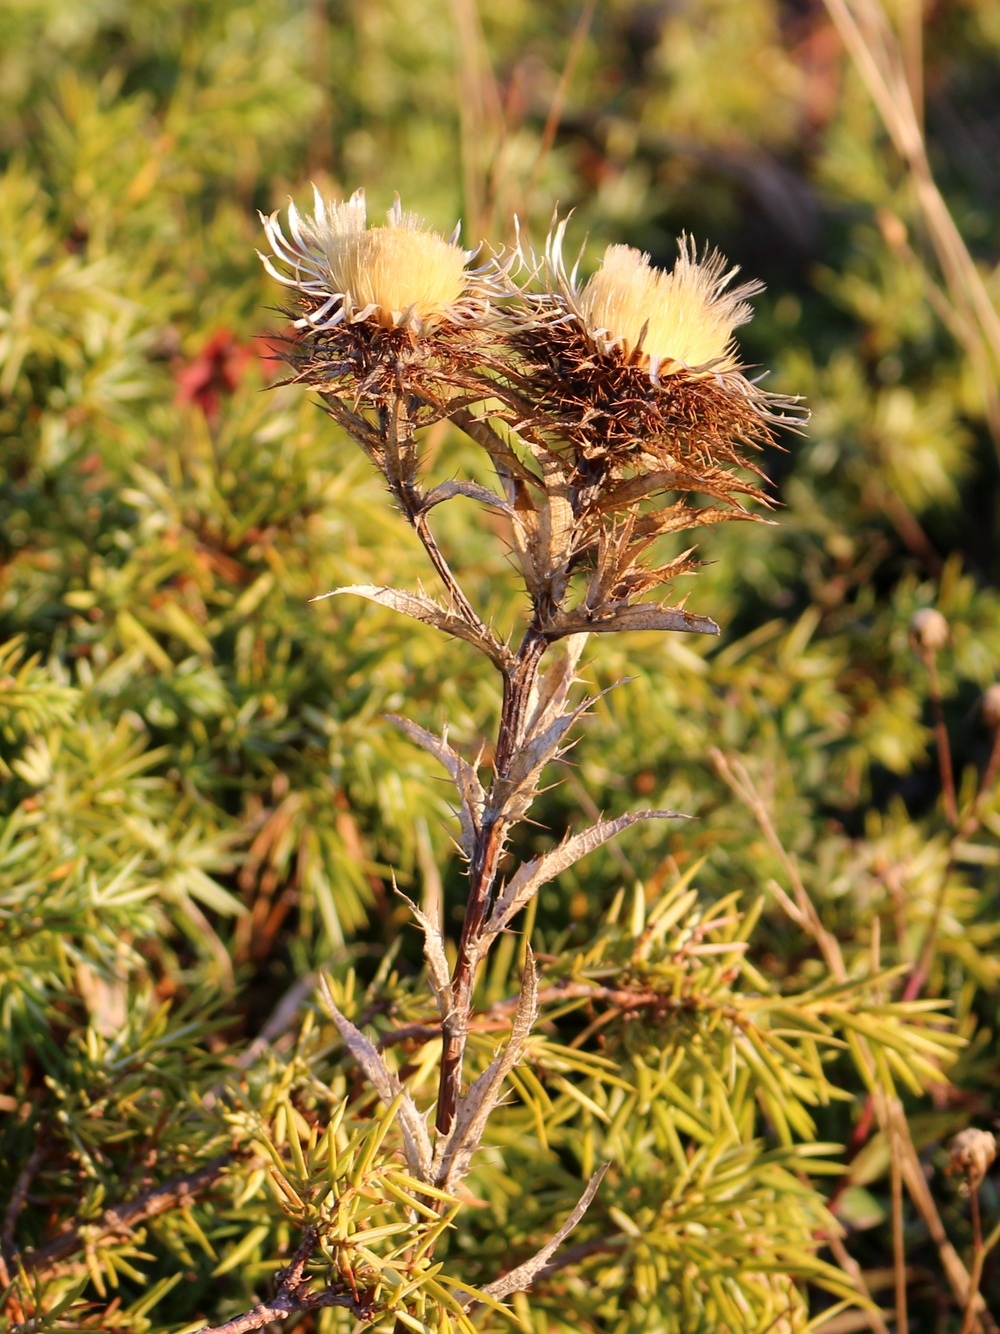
left=1, top=1, right=999, bottom=1331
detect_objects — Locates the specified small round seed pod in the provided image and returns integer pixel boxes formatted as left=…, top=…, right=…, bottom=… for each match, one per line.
left=910, top=608, right=949, bottom=653
left=946, top=1128, right=997, bottom=1193
left=981, top=683, right=1000, bottom=729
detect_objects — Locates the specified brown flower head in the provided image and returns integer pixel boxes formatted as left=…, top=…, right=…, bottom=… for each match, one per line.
left=909, top=607, right=949, bottom=654
left=982, top=683, right=1000, bottom=729
left=501, top=216, right=800, bottom=516
left=258, top=188, right=500, bottom=410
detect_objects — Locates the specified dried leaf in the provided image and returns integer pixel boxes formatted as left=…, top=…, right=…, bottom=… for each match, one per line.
left=524, top=634, right=588, bottom=739
left=537, top=455, right=576, bottom=580
left=632, top=502, right=754, bottom=541
left=386, top=716, right=485, bottom=857
left=319, top=391, right=386, bottom=468
left=491, top=683, right=621, bottom=826
left=395, top=887, right=454, bottom=1020
left=484, top=810, right=687, bottom=938
left=435, top=952, right=539, bottom=1187
left=422, top=480, right=514, bottom=515
left=312, top=586, right=511, bottom=667
left=475, top=1165, right=609, bottom=1303
left=548, top=603, right=719, bottom=639
left=448, top=407, right=542, bottom=488
left=318, top=976, right=432, bottom=1180
left=594, top=466, right=760, bottom=514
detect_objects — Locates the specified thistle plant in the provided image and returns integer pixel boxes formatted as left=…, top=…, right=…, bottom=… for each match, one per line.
left=165, top=187, right=972, bottom=1334
left=259, top=188, right=790, bottom=1139
left=224, top=189, right=831, bottom=1327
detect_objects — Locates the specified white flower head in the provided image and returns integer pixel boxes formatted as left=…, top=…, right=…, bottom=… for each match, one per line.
left=259, top=187, right=491, bottom=335
left=544, top=217, right=763, bottom=383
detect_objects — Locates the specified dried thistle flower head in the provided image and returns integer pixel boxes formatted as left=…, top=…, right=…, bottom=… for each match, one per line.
left=573, top=238, right=759, bottom=381
left=259, top=187, right=486, bottom=335
left=256, top=197, right=801, bottom=633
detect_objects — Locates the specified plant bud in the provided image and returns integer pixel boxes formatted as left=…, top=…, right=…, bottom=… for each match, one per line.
left=909, top=608, right=949, bottom=653
left=982, top=683, right=1000, bottom=729
left=946, top=1128, right=997, bottom=1193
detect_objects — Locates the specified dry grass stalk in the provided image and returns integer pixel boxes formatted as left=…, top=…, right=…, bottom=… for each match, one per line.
left=711, top=748, right=996, bottom=1334
left=822, top=0, right=1000, bottom=456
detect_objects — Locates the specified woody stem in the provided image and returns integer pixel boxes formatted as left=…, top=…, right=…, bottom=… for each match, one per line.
left=435, top=624, right=548, bottom=1140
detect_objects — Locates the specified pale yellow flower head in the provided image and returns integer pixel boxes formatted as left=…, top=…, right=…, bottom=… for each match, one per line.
left=543, top=219, right=762, bottom=382
left=259, top=188, right=480, bottom=334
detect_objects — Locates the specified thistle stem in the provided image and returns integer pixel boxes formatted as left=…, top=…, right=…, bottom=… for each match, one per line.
left=383, top=394, right=500, bottom=652
left=435, top=623, right=548, bottom=1138
left=435, top=815, right=505, bottom=1137
left=495, top=626, right=548, bottom=775
left=411, top=506, right=485, bottom=634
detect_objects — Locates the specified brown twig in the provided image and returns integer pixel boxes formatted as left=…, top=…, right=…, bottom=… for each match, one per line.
left=947, top=1131, right=999, bottom=1334
left=383, top=976, right=716, bottom=1052
left=526, top=0, right=598, bottom=204
left=450, top=0, right=504, bottom=239
left=823, top=1228, right=892, bottom=1334
left=959, top=1184, right=984, bottom=1334
left=2, top=1142, right=45, bottom=1259
left=195, top=1225, right=373, bottom=1334
left=822, top=0, right=1000, bottom=463
left=904, top=722, right=1000, bottom=1004
left=877, top=485, right=943, bottom=575
left=896, top=0, right=923, bottom=134
left=436, top=623, right=548, bottom=1135
left=710, top=749, right=845, bottom=982
left=22, top=1155, right=233, bottom=1275
left=236, top=974, right=317, bottom=1071
left=195, top=1287, right=363, bottom=1334
left=890, top=1116, right=909, bottom=1334
left=957, top=724, right=1000, bottom=843
left=921, top=645, right=957, bottom=826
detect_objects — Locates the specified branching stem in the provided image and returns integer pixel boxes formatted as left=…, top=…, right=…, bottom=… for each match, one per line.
left=960, top=1182, right=985, bottom=1334
left=2, top=1142, right=44, bottom=1261
left=436, top=622, right=548, bottom=1137
left=410, top=504, right=484, bottom=633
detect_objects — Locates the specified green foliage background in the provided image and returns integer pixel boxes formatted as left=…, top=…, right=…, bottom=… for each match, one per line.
left=1, top=1, right=999, bottom=1331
